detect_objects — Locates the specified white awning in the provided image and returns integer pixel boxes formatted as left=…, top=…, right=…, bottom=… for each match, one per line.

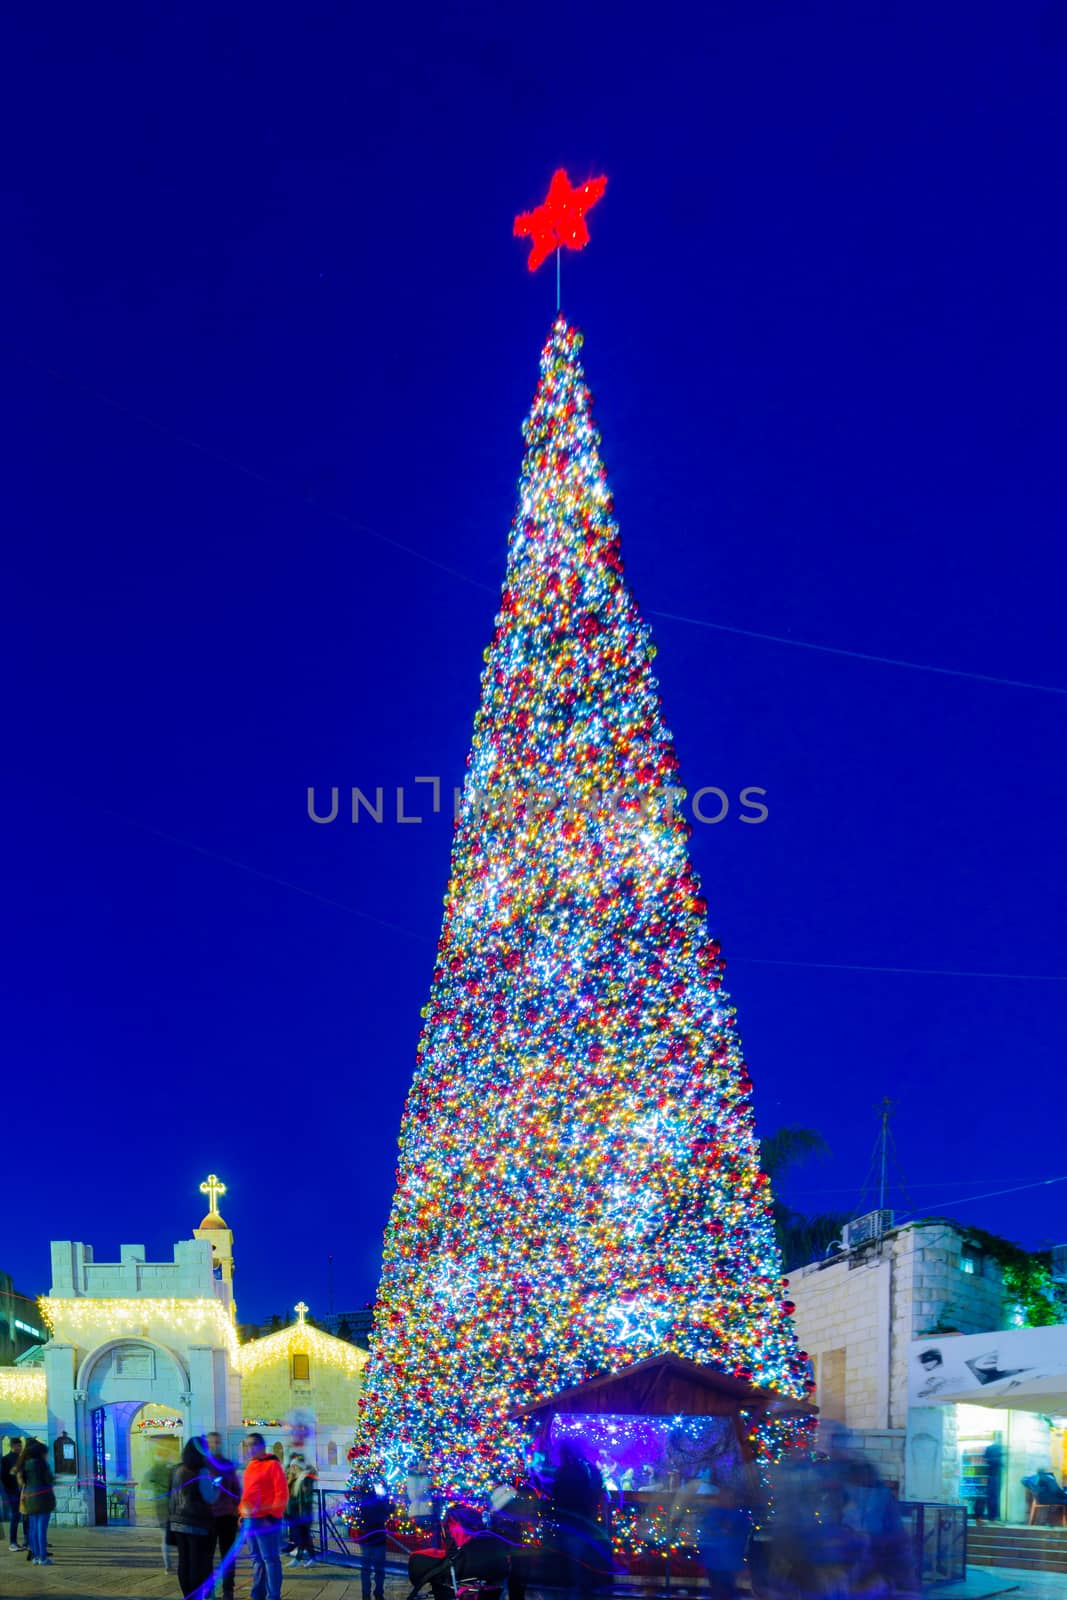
left=910, top=1323, right=1067, bottom=1415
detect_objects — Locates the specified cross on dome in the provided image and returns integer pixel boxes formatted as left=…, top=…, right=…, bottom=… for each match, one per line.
left=199, top=1173, right=227, bottom=1215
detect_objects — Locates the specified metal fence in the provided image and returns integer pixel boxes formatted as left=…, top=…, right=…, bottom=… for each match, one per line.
left=315, top=1489, right=412, bottom=1570
left=899, top=1501, right=967, bottom=1584
left=313, top=1490, right=967, bottom=1588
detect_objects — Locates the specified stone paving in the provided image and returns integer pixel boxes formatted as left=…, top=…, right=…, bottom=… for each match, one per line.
left=2, top=1527, right=1066, bottom=1600
left=0, top=1525, right=415, bottom=1599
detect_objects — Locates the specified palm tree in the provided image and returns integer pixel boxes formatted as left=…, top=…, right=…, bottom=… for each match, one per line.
left=761, top=1126, right=850, bottom=1272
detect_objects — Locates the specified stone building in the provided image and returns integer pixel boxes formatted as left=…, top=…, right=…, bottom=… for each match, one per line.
left=235, top=1301, right=367, bottom=1486
left=0, top=1270, right=49, bottom=1367
left=0, top=1176, right=365, bottom=1525
left=40, top=1227, right=242, bottom=1527
left=789, top=1215, right=1064, bottom=1520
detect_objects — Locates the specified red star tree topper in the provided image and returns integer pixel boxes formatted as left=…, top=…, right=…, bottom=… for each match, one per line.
left=514, top=168, right=608, bottom=272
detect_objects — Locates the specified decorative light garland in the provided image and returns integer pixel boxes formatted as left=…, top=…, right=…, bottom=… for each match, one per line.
left=134, top=1416, right=184, bottom=1431
left=237, top=1321, right=367, bottom=1378
left=39, top=1296, right=239, bottom=1361
left=0, top=1369, right=47, bottom=1406
left=353, top=317, right=809, bottom=1503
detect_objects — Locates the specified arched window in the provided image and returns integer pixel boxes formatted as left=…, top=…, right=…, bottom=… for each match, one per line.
left=326, top=1441, right=338, bottom=1466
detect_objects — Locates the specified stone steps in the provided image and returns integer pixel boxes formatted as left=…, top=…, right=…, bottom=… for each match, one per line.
left=967, top=1524, right=1067, bottom=1572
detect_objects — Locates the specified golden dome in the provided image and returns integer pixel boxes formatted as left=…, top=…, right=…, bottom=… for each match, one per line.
left=198, top=1212, right=229, bottom=1230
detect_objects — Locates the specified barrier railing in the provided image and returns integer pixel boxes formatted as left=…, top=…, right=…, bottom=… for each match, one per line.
left=312, top=1490, right=967, bottom=1587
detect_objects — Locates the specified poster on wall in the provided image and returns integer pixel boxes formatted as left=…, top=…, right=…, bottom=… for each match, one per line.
left=909, top=1325, right=1067, bottom=1410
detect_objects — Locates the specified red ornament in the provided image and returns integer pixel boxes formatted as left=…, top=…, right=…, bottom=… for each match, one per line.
left=513, top=169, right=608, bottom=273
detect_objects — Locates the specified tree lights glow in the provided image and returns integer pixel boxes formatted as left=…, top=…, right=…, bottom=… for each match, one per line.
left=354, top=319, right=808, bottom=1498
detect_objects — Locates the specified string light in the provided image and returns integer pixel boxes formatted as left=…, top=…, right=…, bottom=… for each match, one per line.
left=353, top=318, right=809, bottom=1503
left=0, top=1370, right=47, bottom=1407
left=39, top=1296, right=239, bottom=1361
left=237, top=1322, right=367, bottom=1378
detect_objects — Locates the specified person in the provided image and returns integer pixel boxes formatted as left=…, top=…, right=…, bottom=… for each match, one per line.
left=689, top=1453, right=759, bottom=1600
left=550, top=1442, right=607, bottom=1600
left=356, top=1478, right=392, bottom=1600
left=17, top=1439, right=56, bottom=1567
left=1023, top=1469, right=1067, bottom=1507
left=141, top=1443, right=177, bottom=1573
left=170, top=1436, right=220, bottom=1597
left=489, top=1479, right=533, bottom=1600
left=834, top=1436, right=917, bottom=1597
left=239, top=1431, right=288, bottom=1600
left=1, top=1435, right=25, bottom=1553
left=983, top=1439, right=1004, bottom=1522
left=206, top=1431, right=241, bottom=1598
left=285, top=1452, right=317, bottom=1567
left=407, top=1502, right=508, bottom=1600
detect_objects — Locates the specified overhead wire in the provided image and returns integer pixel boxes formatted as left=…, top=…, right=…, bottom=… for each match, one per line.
left=10, top=344, right=1067, bottom=694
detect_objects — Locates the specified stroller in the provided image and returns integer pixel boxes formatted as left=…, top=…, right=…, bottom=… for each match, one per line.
left=407, top=1507, right=510, bottom=1600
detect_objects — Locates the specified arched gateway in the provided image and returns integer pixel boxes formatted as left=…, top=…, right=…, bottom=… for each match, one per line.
left=41, top=1210, right=240, bottom=1526
left=26, top=1178, right=365, bottom=1524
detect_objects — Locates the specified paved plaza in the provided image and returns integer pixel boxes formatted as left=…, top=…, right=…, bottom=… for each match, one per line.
left=3, top=1527, right=1067, bottom=1600
left=0, top=1526, right=415, bottom=1600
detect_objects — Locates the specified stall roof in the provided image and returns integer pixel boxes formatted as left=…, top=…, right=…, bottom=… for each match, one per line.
left=507, top=1351, right=815, bottom=1422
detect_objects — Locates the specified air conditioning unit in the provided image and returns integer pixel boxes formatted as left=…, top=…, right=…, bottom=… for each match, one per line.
left=1051, top=1245, right=1067, bottom=1284
left=843, top=1209, right=894, bottom=1250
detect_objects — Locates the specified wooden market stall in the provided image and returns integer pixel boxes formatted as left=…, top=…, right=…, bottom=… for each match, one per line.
left=507, top=1352, right=816, bottom=1583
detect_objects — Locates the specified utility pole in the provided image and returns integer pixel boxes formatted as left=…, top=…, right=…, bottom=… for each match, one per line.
left=878, top=1098, right=894, bottom=1214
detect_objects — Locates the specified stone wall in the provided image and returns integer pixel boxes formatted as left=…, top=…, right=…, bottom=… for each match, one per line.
left=789, top=1219, right=1018, bottom=1507
left=52, top=1477, right=89, bottom=1527
left=49, top=1239, right=219, bottom=1301
left=791, top=1254, right=891, bottom=1429
left=239, top=1342, right=364, bottom=1429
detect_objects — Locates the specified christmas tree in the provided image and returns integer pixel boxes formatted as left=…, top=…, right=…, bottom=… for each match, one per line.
left=354, top=316, right=809, bottom=1498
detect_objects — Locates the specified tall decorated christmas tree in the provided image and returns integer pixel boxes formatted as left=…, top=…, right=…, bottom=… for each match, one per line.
left=354, top=174, right=809, bottom=1498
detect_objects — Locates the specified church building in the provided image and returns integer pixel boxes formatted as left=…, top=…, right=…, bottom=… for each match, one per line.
left=0, top=1176, right=366, bottom=1526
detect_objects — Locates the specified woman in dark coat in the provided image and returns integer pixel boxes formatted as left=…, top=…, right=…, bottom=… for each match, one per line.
left=169, top=1436, right=220, bottom=1597
left=17, top=1439, right=56, bottom=1566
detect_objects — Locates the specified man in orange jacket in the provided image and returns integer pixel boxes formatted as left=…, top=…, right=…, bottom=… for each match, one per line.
left=239, top=1434, right=289, bottom=1600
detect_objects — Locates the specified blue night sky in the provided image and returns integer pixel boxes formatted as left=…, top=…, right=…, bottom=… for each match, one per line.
left=3, top=3, right=1065, bottom=1322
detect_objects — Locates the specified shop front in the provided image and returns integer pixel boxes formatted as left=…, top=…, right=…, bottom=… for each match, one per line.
left=908, top=1323, right=1067, bottom=1525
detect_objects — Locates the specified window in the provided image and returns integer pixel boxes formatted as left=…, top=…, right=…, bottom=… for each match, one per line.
left=327, top=1441, right=338, bottom=1466
left=960, top=1256, right=977, bottom=1275
left=292, top=1353, right=310, bottom=1382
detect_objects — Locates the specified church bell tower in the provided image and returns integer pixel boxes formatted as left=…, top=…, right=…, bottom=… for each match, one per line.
left=193, top=1173, right=235, bottom=1311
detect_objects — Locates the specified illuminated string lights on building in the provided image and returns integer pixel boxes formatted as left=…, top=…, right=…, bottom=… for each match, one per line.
left=0, top=1369, right=47, bottom=1406
left=353, top=318, right=808, bottom=1500
left=39, top=1296, right=240, bottom=1361
left=236, top=1304, right=365, bottom=1379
